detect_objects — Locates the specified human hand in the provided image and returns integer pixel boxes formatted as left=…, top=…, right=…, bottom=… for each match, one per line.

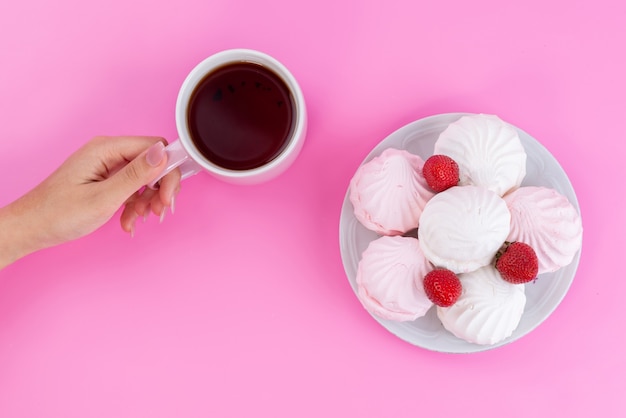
left=0, top=136, right=181, bottom=268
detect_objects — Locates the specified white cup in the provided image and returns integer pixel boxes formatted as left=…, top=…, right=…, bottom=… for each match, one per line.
left=150, top=49, right=307, bottom=187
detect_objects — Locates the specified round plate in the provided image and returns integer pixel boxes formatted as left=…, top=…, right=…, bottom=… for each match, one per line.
left=339, top=113, right=582, bottom=353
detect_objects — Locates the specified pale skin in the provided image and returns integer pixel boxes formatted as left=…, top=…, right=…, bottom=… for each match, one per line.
left=0, top=136, right=181, bottom=270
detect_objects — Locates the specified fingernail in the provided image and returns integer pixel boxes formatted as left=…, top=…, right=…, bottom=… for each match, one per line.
left=130, top=221, right=136, bottom=238
left=170, top=195, right=176, bottom=215
left=160, top=207, right=166, bottom=223
left=146, top=142, right=166, bottom=167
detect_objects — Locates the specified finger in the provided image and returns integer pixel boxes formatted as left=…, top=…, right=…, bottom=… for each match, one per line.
left=132, top=188, right=165, bottom=219
left=158, top=168, right=182, bottom=208
left=133, top=187, right=158, bottom=217
left=103, top=141, right=168, bottom=206
left=150, top=193, right=166, bottom=217
left=98, top=136, right=165, bottom=167
left=120, top=201, right=140, bottom=236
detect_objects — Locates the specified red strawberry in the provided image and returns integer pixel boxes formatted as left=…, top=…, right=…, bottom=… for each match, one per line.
left=495, top=242, right=539, bottom=284
left=423, top=268, right=462, bottom=307
left=423, top=155, right=460, bottom=192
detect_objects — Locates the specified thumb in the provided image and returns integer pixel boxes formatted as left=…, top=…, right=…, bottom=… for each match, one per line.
left=105, top=141, right=167, bottom=202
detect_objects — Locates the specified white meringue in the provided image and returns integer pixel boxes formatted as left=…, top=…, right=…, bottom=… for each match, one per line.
left=356, top=236, right=434, bottom=322
left=437, top=265, right=527, bottom=345
left=349, top=148, right=434, bottom=235
left=434, top=114, right=527, bottom=196
left=418, top=185, right=510, bottom=274
left=504, top=186, right=583, bottom=274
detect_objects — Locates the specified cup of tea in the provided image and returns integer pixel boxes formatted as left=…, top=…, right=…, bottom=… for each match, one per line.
left=149, top=49, right=307, bottom=187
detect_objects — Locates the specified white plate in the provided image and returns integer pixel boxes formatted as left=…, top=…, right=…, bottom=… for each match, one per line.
left=339, top=113, right=582, bottom=353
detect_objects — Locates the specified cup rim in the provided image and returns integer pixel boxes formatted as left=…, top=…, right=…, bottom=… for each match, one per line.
left=175, top=48, right=307, bottom=179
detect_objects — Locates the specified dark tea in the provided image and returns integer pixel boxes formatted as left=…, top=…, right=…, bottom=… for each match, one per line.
left=187, top=62, right=295, bottom=171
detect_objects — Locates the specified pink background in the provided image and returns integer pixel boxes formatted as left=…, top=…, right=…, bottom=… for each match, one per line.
left=1, top=0, right=624, bottom=416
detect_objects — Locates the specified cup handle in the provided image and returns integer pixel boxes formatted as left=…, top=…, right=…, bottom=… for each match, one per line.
left=147, top=139, right=202, bottom=189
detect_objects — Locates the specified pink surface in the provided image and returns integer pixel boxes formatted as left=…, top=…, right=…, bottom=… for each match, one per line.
left=0, top=0, right=624, bottom=416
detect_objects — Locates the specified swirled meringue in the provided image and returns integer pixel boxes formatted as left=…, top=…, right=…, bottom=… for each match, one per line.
left=504, top=186, right=583, bottom=274
left=418, top=185, right=510, bottom=274
left=437, top=265, right=526, bottom=345
left=349, top=148, right=434, bottom=235
left=434, top=114, right=527, bottom=196
left=356, top=236, right=434, bottom=321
